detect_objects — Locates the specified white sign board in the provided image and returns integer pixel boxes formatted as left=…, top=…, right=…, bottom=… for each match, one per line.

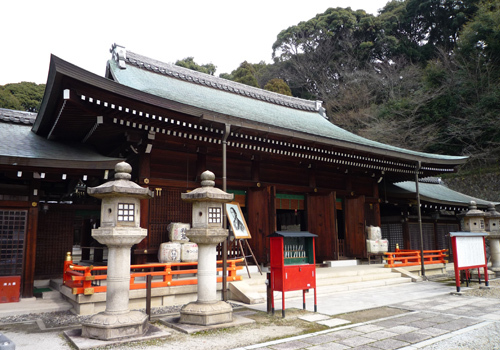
left=455, top=236, right=486, bottom=268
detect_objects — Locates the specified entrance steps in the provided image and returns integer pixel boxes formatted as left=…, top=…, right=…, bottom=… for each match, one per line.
left=229, top=263, right=412, bottom=304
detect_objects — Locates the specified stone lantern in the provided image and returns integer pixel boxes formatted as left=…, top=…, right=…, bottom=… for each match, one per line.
left=485, top=203, right=500, bottom=275
left=81, top=162, right=153, bottom=340
left=463, top=201, right=486, bottom=233
left=179, top=170, right=234, bottom=325
left=485, top=203, right=500, bottom=233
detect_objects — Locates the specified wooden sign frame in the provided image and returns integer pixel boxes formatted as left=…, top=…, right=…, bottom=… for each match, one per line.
left=450, top=232, right=489, bottom=292
left=226, top=202, right=251, bottom=239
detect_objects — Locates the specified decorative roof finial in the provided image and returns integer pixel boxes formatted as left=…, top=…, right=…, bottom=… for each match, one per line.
left=110, top=43, right=127, bottom=69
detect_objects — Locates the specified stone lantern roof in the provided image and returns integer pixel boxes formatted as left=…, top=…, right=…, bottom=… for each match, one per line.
left=465, top=201, right=485, bottom=217
left=181, top=171, right=233, bottom=203
left=485, top=203, right=500, bottom=219
left=87, top=161, right=153, bottom=199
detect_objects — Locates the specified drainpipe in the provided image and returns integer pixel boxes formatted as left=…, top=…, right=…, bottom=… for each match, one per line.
left=222, top=124, right=231, bottom=301
left=415, top=161, right=426, bottom=279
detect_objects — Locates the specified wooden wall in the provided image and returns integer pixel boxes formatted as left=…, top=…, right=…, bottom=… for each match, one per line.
left=345, top=196, right=367, bottom=258
left=144, top=146, right=381, bottom=263
left=35, top=206, right=74, bottom=279
left=307, top=193, right=337, bottom=262
left=247, top=186, right=276, bottom=263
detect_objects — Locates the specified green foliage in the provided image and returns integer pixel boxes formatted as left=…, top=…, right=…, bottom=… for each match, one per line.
left=0, top=82, right=45, bottom=112
left=220, top=61, right=289, bottom=93
left=403, top=0, right=479, bottom=57
left=263, top=79, right=292, bottom=96
left=262, top=1, right=500, bottom=166
left=231, top=61, right=259, bottom=88
left=423, top=61, right=448, bottom=89
left=458, top=0, right=500, bottom=62
left=175, top=57, right=217, bottom=75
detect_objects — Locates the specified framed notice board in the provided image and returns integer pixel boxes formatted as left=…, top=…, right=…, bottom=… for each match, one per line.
left=450, top=232, right=489, bottom=292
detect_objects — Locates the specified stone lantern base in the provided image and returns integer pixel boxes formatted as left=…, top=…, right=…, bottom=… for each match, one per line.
left=179, top=301, right=233, bottom=326
left=82, top=310, right=148, bottom=341
left=489, top=234, right=500, bottom=277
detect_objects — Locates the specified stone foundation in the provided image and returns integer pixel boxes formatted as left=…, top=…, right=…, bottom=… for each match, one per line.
left=179, top=300, right=233, bottom=326
left=81, top=310, right=148, bottom=340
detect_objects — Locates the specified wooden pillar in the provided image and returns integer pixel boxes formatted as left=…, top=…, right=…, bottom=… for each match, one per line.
left=136, top=153, right=151, bottom=264
left=22, top=205, right=38, bottom=298
left=196, top=146, right=207, bottom=181
left=308, top=165, right=316, bottom=189
left=251, top=155, right=260, bottom=183
left=372, top=179, right=381, bottom=227
left=403, top=206, right=411, bottom=250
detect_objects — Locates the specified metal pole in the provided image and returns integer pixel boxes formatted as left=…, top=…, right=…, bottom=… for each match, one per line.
left=222, top=124, right=231, bottom=301
left=415, top=161, right=426, bottom=279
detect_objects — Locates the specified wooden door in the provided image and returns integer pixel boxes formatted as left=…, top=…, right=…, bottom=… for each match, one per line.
left=307, top=192, right=337, bottom=262
left=345, top=196, right=366, bottom=258
left=247, top=186, right=276, bottom=263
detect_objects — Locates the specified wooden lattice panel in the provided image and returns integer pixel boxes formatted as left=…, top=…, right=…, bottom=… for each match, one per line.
left=35, top=209, right=74, bottom=278
left=381, top=223, right=404, bottom=252
left=148, top=188, right=192, bottom=249
left=437, top=223, right=458, bottom=254
left=0, top=210, right=27, bottom=276
left=409, top=222, right=435, bottom=250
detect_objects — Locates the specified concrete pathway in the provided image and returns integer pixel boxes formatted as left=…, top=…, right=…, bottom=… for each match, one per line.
left=237, top=281, right=500, bottom=350
left=247, top=280, right=454, bottom=316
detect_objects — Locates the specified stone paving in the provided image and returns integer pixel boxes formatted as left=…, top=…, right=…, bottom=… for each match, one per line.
left=235, top=294, right=500, bottom=350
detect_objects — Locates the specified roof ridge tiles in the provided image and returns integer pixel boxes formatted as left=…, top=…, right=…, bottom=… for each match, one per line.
left=0, top=108, right=36, bottom=125
left=124, top=51, right=318, bottom=112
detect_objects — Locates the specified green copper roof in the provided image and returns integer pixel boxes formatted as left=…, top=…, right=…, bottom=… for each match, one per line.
left=394, top=181, right=497, bottom=207
left=107, top=50, right=467, bottom=164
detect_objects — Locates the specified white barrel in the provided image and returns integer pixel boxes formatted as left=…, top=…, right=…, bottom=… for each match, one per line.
left=181, top=242, right=198, bottom=262
left=167, top=222, right=190, bottom=242
left=158, top=242, right=181, bottom=263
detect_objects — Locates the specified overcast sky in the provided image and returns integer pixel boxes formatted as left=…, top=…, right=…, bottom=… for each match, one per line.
left=1, top=0, right=389, bottom=85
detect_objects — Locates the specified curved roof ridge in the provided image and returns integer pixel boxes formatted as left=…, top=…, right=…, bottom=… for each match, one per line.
left=124, top=50, right=319, bottom=113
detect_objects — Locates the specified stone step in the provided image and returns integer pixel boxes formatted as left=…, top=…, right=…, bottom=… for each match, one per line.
left=229, top=265, right=412, bottom=304
left=241, top=265, right=397, bottom=284
left=0, top=296, right=73, bottom=317
left=269, top=275, right=412, bottom=300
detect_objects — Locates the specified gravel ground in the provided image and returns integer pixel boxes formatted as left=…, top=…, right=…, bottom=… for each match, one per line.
left=0, top=306, right=322, bottom=350
left=2, top=279, right=500, bottom=328
left=0, top=305, right=184, bottom=328
left=1, top=278, right=500, bottom=350
left=433, top=274, right=500, bottom=298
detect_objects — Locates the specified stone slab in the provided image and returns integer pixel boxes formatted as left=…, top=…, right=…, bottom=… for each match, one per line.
left=317, top=318, right=351, bottom=327
left=160, top=314, right=255, bottom=334
left=298, top=313, right=331, bottom=322
left=63, top=325, right=170, bottom=350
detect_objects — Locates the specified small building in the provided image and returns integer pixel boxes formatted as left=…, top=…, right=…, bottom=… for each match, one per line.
left=381, top=177, right=498, bottom=256
left=0, top=108, right=121, bottom=298
left=1, top=45, right=469, bottom=298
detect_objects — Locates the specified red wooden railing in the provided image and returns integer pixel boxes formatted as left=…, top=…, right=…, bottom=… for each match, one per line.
left=63, top=256, right=244, bottom=295
left=384, top=248, right=448, bottom=268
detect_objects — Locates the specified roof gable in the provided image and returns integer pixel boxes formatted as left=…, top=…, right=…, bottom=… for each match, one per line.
left=0, top=108, right=122, bottom=169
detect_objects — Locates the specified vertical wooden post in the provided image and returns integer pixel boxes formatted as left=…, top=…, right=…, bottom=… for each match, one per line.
left=146, top=275, right=152, bottom=321
left=23, top=205, right=38, bottom=298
